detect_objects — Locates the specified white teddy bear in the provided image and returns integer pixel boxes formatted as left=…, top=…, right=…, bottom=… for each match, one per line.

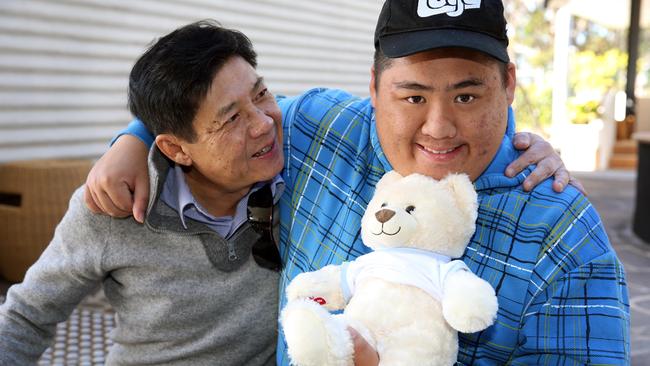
left=281, top=171, right=499, bottom=366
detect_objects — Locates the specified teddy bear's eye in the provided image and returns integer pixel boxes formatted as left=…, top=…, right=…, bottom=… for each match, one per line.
left=405, top=205, right=415, bottom=214
left=381, top=203, right=388, bottom=208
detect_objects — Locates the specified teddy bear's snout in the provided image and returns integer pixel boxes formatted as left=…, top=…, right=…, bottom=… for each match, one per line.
left=375, top=209, right=395, bottom=223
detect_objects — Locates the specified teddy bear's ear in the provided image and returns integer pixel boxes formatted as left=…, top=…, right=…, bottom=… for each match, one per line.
left=375, top=170, right=403, bottom=192
left=440, top=173, right=478, bottom=221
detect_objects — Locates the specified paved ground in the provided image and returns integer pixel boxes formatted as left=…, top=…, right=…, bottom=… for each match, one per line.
left=1, top=170, right=648, bottom=364
left=575, top=170, right=649, bottom=365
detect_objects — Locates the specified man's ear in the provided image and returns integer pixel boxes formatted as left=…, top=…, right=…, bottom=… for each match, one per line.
left=506, top=62, right=516, bottom=105
left=155, top=134, right=192, bottom=166
left=369, top=66, right=378, bottom=108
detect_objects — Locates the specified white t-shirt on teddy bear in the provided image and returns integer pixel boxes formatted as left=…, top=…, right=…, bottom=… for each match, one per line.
left=340, top=247, right=470, bottom=303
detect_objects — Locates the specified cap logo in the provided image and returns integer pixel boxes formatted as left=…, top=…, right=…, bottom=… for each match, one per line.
left=417, top=0, right=481, bottom=18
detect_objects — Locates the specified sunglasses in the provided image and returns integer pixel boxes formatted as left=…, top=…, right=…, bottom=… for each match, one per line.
left=247, top=184, right=282, bottom=271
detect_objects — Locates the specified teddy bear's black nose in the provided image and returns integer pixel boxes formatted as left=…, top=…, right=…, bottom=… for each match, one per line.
left=375, top=209, right=395, bottom=223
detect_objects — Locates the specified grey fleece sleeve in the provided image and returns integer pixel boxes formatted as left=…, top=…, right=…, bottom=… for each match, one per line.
left=0, top=188, right=110, bottom=365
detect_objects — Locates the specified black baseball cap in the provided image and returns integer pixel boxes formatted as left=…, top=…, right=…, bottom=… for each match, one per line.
left=374, top=0, right=510, bottom=62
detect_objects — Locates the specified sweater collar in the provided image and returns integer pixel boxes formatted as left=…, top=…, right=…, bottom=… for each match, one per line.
left=145, top=147, right=285, bottom=234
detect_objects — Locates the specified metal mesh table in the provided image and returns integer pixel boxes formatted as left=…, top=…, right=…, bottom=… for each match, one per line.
left=38, top=308, right=115, bottom=365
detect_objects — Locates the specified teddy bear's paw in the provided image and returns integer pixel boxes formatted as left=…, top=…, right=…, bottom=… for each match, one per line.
left=286, top=265, right=346, bottom=310
left=442, top=272, right=498, bottom=333
left=281, top=299, right=354, bottom=366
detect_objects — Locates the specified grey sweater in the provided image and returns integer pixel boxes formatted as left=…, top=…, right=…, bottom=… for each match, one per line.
left=0, top=148, right=279, bottom=365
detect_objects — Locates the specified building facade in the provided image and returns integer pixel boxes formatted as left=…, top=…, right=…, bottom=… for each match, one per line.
left=0, top=0, right=381, bottom=162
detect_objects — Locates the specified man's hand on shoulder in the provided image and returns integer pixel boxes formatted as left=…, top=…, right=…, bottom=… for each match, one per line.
left=84, top=135, right=150, bottom=223
left=507, top=132, right=586, bottom=195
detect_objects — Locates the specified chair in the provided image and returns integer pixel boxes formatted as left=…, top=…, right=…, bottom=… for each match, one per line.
left=0, top=159, right=93, bottom=282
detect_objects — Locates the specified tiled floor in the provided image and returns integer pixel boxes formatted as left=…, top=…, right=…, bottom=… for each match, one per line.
left=1, top=170, right=648, bottom=364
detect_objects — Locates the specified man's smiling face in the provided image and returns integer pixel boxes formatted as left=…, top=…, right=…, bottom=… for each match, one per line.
left=178, top=56, right=283, bottom=196
left=371, top=48, right=516, bottom=181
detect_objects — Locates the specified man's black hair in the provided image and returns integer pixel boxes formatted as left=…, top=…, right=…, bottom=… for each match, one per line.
left=128, top=19, right=257, bottom=142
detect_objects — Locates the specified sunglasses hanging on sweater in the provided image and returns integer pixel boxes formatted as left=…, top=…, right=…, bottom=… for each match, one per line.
left=247, top=184, right=282, bottom=272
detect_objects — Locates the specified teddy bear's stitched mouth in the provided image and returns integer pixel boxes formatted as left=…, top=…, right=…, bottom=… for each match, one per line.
left=371, top=225, right=401, bottom=236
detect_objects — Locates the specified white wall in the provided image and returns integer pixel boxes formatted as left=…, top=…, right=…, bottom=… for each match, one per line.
left=0, top=0, right=382, bottom=162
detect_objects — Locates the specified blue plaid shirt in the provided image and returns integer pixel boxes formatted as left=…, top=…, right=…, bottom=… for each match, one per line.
left=123, top=88, right=630, bottom=365
left=276, top=88, right=630, bottom=365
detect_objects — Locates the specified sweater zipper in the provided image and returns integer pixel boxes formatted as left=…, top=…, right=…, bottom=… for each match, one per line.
left=147, top=214, right=250, bottom=263
left=228, top=241, right=238, bottom=262
left=149, top=223, right=239, bottom=262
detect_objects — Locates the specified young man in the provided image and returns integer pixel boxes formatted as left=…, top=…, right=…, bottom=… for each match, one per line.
left=86, top=1, right=629, bottom=365
left=0, top=21, right=283, bottom=365
left=273, top=1, right=629, bottom=364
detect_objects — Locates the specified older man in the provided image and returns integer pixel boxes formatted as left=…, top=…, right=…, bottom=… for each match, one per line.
left=0, top=21, right=283, bottom=365
left=85, top=1, right=628, bottom=365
